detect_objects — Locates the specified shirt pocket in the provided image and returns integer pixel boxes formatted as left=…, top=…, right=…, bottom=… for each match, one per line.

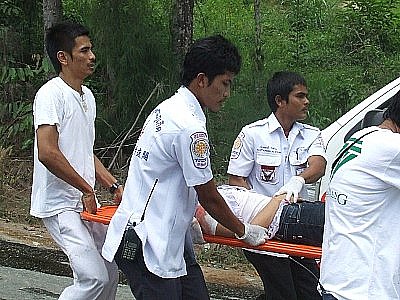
left=288, top=147, right=309, bottom=175
left=256, top=153, right=281, bottom=185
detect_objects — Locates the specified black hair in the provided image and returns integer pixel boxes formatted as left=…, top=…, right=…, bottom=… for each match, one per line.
left=180, top=35, right=241, bottom=86
left=267, top=71, right=307, bottom=112
left=45, top=21, right=90, bottom=74
left=384, top=90, right=400, bottom=127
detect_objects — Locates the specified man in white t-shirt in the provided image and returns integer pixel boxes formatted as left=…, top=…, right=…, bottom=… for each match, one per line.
left=228, top=71, right=327, bottom=300
left=102, top=35, right=269, bottom=300
left=31, top=22, right=123, bottom=299
left=320, top=92, right=400, bottom=300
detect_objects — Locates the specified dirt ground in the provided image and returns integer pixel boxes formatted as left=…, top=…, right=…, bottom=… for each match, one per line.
left=0, top=218, right=263, bottom=290
left=0, top=155, right=263, bottom=293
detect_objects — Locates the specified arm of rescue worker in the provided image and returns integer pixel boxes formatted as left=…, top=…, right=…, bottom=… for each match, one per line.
left=36, top=124, right=96, bottom=213
left=275, top=155, right=326, bottom=202
left=94, top=156, right=123, bottom=204
left=301, top=155, right=326, bottom=184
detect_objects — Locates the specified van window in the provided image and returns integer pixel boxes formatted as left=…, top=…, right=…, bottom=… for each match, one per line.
left=343, top=99, right=392, bottom=142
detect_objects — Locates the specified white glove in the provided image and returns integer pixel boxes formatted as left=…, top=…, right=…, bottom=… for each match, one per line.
left=190, top=217, right=206, bottom=244
left=274, top=175, right=305, bottom=203
left=235, top=223, right=268, bottom=246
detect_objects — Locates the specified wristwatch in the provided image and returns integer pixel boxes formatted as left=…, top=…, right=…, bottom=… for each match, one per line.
left=109, top=182, right=121, bottom=194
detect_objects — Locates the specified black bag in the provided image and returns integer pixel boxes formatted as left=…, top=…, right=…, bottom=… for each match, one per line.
left=274, top=201, right=325, bottom=246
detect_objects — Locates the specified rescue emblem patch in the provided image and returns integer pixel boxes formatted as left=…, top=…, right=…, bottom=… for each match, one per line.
left=190, top=132, right=209, bottom=169
left=230, top=132, right=245, bottom=159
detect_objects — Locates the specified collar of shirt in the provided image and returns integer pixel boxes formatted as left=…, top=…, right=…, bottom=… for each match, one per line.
left=266, top=113, right=281, bottom=133
left=177, top=86, right=206, bottom=124
left=266, top=113, right=305, bottom=138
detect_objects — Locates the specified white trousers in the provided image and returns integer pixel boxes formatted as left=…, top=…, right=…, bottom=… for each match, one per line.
left=43, top=210, right=119, bottom=300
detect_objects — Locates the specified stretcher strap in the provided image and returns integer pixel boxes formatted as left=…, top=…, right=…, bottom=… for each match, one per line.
left=81, top=206, right=322, bottom=259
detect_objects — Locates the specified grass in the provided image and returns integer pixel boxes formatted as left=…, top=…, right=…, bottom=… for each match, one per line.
left=196, top=243, right=254, bottom=271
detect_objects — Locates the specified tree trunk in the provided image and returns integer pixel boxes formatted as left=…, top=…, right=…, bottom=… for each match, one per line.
left=171, top=0, right=194, bottom=68
left=254, top=0, right=262, bottom=72
left=42, top=0, right=62, bottom=53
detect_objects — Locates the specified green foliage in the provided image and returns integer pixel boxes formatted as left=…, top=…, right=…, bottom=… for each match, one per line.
left=283, top=0, right=331, bottom=67
left=340, top=0, right=400, bottom=57
left=306, top=68, right=367, bottom=128
left=1, top=0, right=400, bottom=168
left=0, top=0, right=48, bottom=153
left=0, top=59, right=53, bottom=152
left=194, top=0, right=257, bottom=84
left=0, top=0, right=43, bottom=63
left=0, top=1, right=22, bottom=25
left=207, top=91, right=268, bottom=178
left=304, top=0, right=400, bottom=129
left=63, top=0, right=177, bottom=148
left=195, top=0, right=400, bottom=177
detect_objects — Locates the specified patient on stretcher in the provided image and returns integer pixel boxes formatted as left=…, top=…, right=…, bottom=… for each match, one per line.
left=195, top=185, right=324, bottom=246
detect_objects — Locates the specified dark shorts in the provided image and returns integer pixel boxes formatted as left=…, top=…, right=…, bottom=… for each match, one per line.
left=115, top=228, right=209, bottom=300
left=275, top=201, right=325, bottom=246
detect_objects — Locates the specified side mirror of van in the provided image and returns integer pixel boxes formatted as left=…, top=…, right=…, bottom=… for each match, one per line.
left=360, top=109, right=386, bottom=128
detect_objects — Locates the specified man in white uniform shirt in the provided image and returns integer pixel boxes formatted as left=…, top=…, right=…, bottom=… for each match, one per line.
left=102, top=35, right=269, bottom=300
left=228, top=71, right=327, bottom=300
left=320, top=92, right=400, bottom=300
left=31, top=22, right=123, bottom=299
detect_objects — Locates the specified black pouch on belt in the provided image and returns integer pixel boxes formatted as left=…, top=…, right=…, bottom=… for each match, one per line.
left=274, top=202, right=325, bottom=247
left=122, top=226, right=141, bottom=261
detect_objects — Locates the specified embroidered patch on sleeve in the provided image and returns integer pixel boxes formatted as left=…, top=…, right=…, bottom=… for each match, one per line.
left=230, top=132, right=245, bottom=159
left=190, top=132, right=209, bottom=169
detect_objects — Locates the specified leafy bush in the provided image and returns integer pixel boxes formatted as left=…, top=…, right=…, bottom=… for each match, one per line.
left=1, top=0, right=400, bottom=167
left=0, top=59, right=53, bottom=152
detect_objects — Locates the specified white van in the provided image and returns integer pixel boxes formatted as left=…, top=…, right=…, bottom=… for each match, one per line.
left=308, top=76, right=400, bottom=201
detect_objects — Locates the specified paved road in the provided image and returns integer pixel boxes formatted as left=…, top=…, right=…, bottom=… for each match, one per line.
left=0, top=266, right=132, bottom=300
left=0, top=239, right=261, bottom=299
left=0, top=266, right=259, bottom=300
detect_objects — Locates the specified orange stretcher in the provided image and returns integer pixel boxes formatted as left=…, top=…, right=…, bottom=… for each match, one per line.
left=81, top=206, right=322, bottom=259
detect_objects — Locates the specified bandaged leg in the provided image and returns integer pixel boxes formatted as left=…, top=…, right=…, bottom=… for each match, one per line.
left=195, top=205, right=218, bottom=235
